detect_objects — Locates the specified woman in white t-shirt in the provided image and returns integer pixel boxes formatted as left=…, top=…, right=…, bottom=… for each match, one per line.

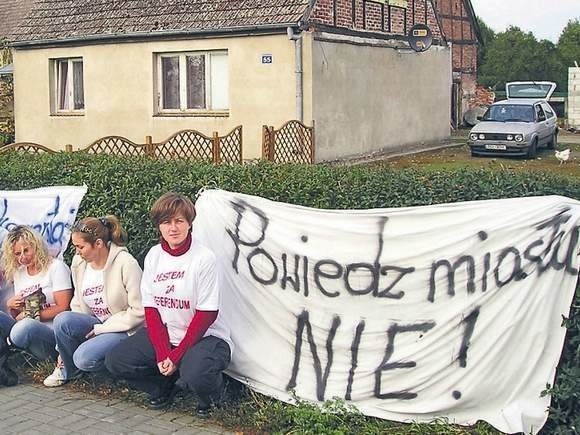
left=0, top=226, right=73, bottom=361
left=105, top=193, right=232, bottom=418
left=43, top=215, right=144, bottom=387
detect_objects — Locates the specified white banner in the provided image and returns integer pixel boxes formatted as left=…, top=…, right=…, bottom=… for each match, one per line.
left=194, top=189, right=579, bottom=435
left=0, top=186, right=87, bottom=257
left=0, top=186, right=87, bottom=308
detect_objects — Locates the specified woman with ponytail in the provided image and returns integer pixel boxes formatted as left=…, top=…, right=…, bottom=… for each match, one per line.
left=43, top=215, right=144, bottom=387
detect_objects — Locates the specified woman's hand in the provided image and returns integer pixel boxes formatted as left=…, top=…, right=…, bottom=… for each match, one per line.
left=15, top=311, right=25, bottom=321
left=7, top=295, right=24, bottom=311
left=157, top=358, right=177, bottom=377
left=85, top=329, right=96, bottom=339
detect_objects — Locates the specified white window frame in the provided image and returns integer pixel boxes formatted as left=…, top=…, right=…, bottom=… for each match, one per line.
left=155, top=50, right=229, bottom=115
left=50, top=57, right=85, bottom=115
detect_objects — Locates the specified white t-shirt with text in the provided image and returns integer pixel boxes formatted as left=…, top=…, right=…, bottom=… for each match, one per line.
left=81, top=264, right=111, bottom=322
left=13, top=258, right=72, bottom=321
left=141, top=243, right=232, bottom=353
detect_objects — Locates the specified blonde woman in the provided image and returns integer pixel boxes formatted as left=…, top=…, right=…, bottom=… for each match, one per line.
left=0, top=226, right=73, bottom=361
left=44, top=216, right=144, bottom=387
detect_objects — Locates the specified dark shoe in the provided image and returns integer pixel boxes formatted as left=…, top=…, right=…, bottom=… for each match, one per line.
left=196, top=404, right=210, bottom=419
left=148, top=384, right=180, bottom=410
left=149, top=392, right=173, bottom=410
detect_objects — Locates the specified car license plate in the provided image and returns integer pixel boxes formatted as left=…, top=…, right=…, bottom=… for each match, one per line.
left=485, top=144, right=506, bottom=150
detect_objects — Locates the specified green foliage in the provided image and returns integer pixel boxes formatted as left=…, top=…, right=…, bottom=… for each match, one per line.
left=478, top=26, right=565, bottom=91
left=0, top=153, right=578, bottom=433
left=558, top=19, right=580, bottom=88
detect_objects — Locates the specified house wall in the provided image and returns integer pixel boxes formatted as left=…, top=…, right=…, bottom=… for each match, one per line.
left=13, top=33, right=313, bottom=158
left=434, top=0, right=478, bottom=126
left=311, top=36, right=451, bottom=161
left=310, top=0, right=443, bottom=40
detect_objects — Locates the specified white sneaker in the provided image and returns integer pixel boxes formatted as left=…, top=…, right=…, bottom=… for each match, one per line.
left=43, top=366, right=67, bottom=387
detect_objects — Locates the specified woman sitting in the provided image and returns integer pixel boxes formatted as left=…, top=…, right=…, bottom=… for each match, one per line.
left=0, top=226, right=73, bottom=361
left=43, top=216, right=144, bottom=387
left=105, top=193, right=232, bottom=417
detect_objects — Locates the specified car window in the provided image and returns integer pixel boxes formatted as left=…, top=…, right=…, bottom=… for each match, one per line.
left=483, top=104, right=534, bottom=122
left=535, top=104, right=546, bottom=121
left=542, top=103, right=555, bottom=119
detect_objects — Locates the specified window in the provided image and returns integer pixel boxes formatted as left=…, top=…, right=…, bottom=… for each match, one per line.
left=50, top=58, right=84, bottom=114
left=155, top=51, right=228, bottom=114
left=542, top=103, right=555, bottom=119
left=535, top=104, right=546, bottom=121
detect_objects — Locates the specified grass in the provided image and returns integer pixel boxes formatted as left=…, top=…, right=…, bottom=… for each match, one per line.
left=375, top=142, right=580, bottom=180
left=8, top=351, right=502, bottom=435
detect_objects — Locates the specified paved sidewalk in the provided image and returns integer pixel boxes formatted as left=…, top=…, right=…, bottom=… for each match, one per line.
left=0, top=382, right=235, bottom=434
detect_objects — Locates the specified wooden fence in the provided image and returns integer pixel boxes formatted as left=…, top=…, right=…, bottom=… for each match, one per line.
left=262, top=120, right=315, bottom=164
left=0, top=126, right=243, bottom=164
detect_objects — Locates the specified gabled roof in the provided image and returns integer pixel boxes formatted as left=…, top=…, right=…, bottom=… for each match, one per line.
left=0, top=0, right=37, bottom=40
left=10, top=0, right=311, bottom=46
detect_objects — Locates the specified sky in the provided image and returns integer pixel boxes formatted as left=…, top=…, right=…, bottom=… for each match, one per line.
left=469, top=0, right=580, bottom=43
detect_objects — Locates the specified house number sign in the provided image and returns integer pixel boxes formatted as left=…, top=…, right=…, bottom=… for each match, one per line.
left=261, top=54, right=273, bottom=64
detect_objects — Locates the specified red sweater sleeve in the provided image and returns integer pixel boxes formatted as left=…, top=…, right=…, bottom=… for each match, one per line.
left=168, top=310, right=218, bottom=365
left=144, top=307, right=172, bottom=362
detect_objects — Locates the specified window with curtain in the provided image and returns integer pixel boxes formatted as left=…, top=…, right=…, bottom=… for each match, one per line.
left=51, top=58, right=85, bottom=114
left=156, top=51, right=228, bottom=114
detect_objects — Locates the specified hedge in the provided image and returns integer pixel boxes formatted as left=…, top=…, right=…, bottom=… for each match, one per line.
left=0, top=152, right=578, bottom=432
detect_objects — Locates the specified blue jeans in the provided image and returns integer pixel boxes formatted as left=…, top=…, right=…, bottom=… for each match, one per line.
left=0, top=310, right=58, bottom=361
left=53, top=311, right=128, bottom=379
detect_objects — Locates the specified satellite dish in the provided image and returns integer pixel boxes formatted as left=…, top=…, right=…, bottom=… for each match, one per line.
left=408, top=24, right=433, bottom=52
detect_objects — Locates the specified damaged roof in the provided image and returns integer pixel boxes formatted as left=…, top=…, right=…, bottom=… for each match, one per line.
left=10, top=0, right=311, bottom=45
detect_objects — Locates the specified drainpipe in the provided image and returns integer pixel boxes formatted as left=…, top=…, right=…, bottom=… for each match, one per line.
left=287, top=27, right=303, bottom=122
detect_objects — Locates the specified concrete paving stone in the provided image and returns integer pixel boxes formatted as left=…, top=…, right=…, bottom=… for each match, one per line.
left=62, top=416, right=106, bottom=432
left=31, top=411, right=67, bottom=423
left=170, top=415, right=198, bottom=425
left=6, top=418, right=44, bottom=433
left=80, top=402, right=120, bottom=415
left=1, top=415, right=29, bottom=427
left=3, top=383, right=235, bottom=435
left=54, top=413, right=88, bottom=426
left=0, top=398, right=30, bottom=411
left=101, top=410, right=144, bottom=424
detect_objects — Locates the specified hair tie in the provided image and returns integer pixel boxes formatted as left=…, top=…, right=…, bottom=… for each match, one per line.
left=99, top=217, right=109, bottom=228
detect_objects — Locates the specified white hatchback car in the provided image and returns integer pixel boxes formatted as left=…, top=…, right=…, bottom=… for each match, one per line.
left=468, top=81, right=559, bottom=158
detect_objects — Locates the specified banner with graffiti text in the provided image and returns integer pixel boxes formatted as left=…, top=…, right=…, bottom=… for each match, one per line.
left=0, top=186, right=87, bottom=256
left=0, top=186, right=87, bottom=309
left=194, top=189, right=579, bottom=435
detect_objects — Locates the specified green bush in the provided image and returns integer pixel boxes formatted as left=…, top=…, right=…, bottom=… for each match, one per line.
left=0, top=152, right=578, bottom=433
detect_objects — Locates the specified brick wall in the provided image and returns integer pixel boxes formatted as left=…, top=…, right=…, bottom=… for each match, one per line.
left=309, top=0, right=443, bottom=40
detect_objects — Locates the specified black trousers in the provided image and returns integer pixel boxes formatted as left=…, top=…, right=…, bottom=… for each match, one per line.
left=104, top=328, right=231, bottom=404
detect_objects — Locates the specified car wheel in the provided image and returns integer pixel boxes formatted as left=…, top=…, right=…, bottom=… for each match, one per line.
left=546, top=132, right=557, bottom=150
left=526, top=139, right=538, bottom=159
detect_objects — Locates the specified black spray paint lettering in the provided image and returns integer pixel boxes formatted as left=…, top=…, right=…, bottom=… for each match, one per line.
left=428, top=212, right=579, bottom=303
left=0, top=195, right=77, bottom=246
left=286, top=310, right=341, bottom=401
left=374, top=321, right=436, bottom=400
left=226, top=201, right=415, bottom=299
left=286, top=310, right=456, bottom=402
left=452, top=306, right=480, bottom=400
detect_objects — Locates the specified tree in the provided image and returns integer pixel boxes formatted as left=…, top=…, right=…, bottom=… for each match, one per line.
left=476, top=17, right=495, bottom=70
left=477, top=26, right=564, bottom=91
left=557, top=19, right=580, bottom=89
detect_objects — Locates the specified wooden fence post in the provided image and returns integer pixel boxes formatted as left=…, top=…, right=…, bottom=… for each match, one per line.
left=145, top=135, right=154, bottom=157
left=65, top=144, right=73, bottom=153
left=261, top=125, right=268, bottom=160
left=268, top=126, right=275, bottom=161
left=310, top=120, right=315, bottom=164
left=212, top=132, right=221, bottom=164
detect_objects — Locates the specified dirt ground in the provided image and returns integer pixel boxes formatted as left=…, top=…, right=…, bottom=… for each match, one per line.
left=367, top=129, right=579, bottom=180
